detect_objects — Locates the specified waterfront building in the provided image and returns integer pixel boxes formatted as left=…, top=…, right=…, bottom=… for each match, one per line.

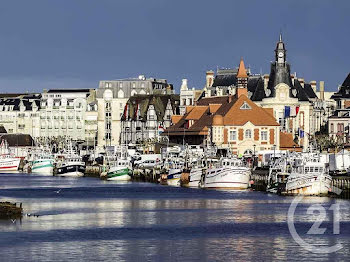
left=164, top=88, right=281, bottom=156
left=329, top=73, right=350, bottom=142
left=121, top=94, right=180, bottom=148
left=39, top=89, right=94, bottom=141
left=96, top=75, right=173, bottom=148
left=179, top=79, right=202, bottom=115
left=0, top=93, right=41, bottom=137
left=203, top=35, right=322, bottom=148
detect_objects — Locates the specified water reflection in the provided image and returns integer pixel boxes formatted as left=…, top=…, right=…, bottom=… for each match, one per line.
left=0, top=174, right=350, bottom=261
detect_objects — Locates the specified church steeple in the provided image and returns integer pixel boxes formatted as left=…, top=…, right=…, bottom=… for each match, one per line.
left=275, top=33, right=286, bottom=64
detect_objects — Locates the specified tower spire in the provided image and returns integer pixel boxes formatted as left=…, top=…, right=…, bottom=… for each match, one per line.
left=237, top=57, right=248, bottom=78
left=279, top=31, right=282, bottom=42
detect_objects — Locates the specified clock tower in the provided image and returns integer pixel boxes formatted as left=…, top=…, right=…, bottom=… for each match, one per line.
left=275, top=33, right=286, bottom=64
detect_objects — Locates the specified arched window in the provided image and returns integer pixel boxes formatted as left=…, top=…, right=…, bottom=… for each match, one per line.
left=118, top=89, right=124, bottom=98
left=245, top=129, right=251, bottom=139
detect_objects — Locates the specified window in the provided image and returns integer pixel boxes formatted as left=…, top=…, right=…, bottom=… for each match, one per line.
left=120, top=103, right=123, bottom=109
left=240, top=102, right=251, bottom=110
left=330, top=123, right=334, bottom=133
left=119, top=82, right=123, bottom=88
left=149, top=115, right=154, bottom=120
left=261, top=131, right=268, bottom=141
left=141, top=82, right=145, bottom=88
left=105, top=82, right=112, bottom=88
left=245, top=129, right=252, bottom=139
left=229, top=130, right=237, bottom=141
left=132, top=82, right=136, bottom=88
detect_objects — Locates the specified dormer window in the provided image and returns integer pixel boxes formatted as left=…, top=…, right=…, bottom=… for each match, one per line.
left=240, top=102, right=251, bottom=110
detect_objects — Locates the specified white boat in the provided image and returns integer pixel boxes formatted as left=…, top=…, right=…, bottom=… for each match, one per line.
left=188, top=167, right=203, bottom=188
left=285, top=157, right=332, bottom=196
left=107, top=159, right=132, bottom=181
left=0, top=154, right=21, bottom=172
left=31, top=153, right=54, bottom=175
left=201, top=157, right=251, bottom=189
left=0, top=140, right=21, bottom=172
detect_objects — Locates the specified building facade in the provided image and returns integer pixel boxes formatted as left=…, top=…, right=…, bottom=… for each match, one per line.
left=0, top=94, right=41, bottom=137
left=96, top=75, right=174, bottom=148
left=39, top=89, right=94, bottom=141
left=179, top=79, right=202, bottom=115
left=203, top=35, right=321, bottom=148
left=165, top=89, right=281, bottom=156
left=121, top=94, right=180, bottom=146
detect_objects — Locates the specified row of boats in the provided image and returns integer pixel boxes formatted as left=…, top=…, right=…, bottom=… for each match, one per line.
left=0, top=141, right=86, bottom=177
left=0, top=140, right=334, bottom=196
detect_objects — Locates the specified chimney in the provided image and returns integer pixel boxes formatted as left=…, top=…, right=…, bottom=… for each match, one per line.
left=291, top=74, right=295, bottom=85
left=310, top=81, right=317, bottom=93
left=320, top=81, right=325, bottom=101
left=206, top=70, right=214, bottom=88
left=180, top=79, right=188, bottom=91
left=298, top=78, right=304, bottom=88
left=263, top=74, right=269, bottom=90
left=236, top=88, right=248, bottom=98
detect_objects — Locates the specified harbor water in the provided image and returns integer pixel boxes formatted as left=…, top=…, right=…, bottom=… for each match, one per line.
left=0, top=173, right=350, bottom=262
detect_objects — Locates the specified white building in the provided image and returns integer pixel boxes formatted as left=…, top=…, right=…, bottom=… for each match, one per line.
left=179, top=79, right=202, bottom=115
left=39, top=89, right=94, bottom=141
left=96, top=75, right=173, bottom=148
left=0, top=94, right=41, bottom=137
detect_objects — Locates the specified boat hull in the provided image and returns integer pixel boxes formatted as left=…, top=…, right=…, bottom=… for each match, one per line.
left=56, top=165, right=85, bottom=177
left=188, top=168, right=203, bottom=188
left=167, top=168, right=182, bottom=186
left=107, top=167, right=131, bottom=181
left=31, top=160, right=54, bottom=175
left=203, top=167, right=250, bottom=189
left=286, top=174, right=332, bottom=196
left=0, top=158, right=21, bottom=172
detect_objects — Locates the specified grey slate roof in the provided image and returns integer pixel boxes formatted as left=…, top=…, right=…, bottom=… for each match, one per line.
left=331, top=73, right=350, bottom=99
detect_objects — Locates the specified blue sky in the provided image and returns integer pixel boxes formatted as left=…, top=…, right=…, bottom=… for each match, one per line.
left=0, top=0, right=348, bottom=93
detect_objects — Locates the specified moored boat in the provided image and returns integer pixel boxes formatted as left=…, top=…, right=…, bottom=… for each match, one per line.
left=201, top=157, right=251, bottom=189
left=107, top=159, right=132, bottom=181
left=0, top=154, right=21, bottom=172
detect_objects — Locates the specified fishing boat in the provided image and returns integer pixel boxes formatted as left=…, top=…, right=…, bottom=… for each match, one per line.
left=56, top=142, right=85, bottom=177
left=187, top=167, right=204, bottom=188
left=0, top=140, right=20, bottom=171
left=201, top=157, right=251, bottom=189
left=107, top=159, right=132, bottom=181
left=285, top=155, right=332, bottom=196
left=56, top=155, right=85, bottom=177
left=0, top=154, right=21, bottom=171
left=31, top=152, right=55, bottom=175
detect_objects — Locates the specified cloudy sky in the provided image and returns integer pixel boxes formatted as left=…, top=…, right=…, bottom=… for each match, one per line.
left=0, top=0, right=348, bottom=93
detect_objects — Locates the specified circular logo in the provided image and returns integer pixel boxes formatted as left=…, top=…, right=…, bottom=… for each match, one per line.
left=288, top=196, right=343, bottom=254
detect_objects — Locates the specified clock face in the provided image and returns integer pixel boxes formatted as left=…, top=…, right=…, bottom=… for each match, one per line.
left=278, top=52, right=284, bottom=58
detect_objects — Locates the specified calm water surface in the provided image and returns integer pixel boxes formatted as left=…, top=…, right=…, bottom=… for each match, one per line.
left=0, top=173, right=349, bottom=262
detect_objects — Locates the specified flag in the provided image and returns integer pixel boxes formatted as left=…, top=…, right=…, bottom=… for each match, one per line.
left=284, top=106, right=290, bottom=118
left=296, top=106, right=300, bottom=115
left=158, top=124, right=164, bottom=135
left=123, top=103, right=128, bottom=119
left=290, top=106, right=296, bottom=117
left=299, top=129, right=304, bottom=138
